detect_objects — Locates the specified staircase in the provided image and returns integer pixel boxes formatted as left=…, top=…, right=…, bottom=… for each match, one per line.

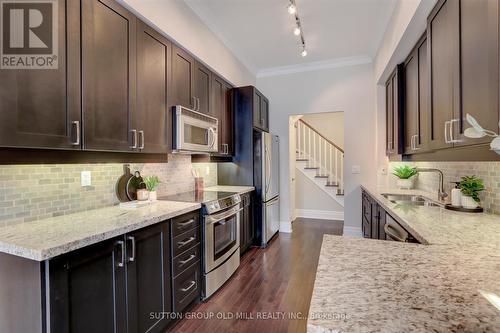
left=295, top=119, right=344, bottom=206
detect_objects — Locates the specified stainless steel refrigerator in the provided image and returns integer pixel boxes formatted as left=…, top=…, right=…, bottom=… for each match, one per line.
left=254, top=131, right=280, bottom=246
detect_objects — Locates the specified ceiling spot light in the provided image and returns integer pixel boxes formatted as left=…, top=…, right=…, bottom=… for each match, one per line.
left=301, top=49, right=308, bottom=57
left=287, top=4, right=296, bottom=15
left=293, top=26, right=301, bottom=36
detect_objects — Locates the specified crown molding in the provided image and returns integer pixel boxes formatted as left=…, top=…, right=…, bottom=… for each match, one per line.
left=257, top=55, right=372, bottom=78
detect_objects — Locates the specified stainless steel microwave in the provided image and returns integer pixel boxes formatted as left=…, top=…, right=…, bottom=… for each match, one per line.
left=173, top=105, right=218, bottom=154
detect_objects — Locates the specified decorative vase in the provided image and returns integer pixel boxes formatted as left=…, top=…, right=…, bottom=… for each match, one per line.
left=137, top=189, right=149, bottom=201
left=396, top=178, right=414, bottom=190
left=461, top=195, right=478, bottom=209
left=148, top=191, right=157, bottom=202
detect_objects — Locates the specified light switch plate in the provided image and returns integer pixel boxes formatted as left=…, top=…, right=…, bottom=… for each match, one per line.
left=352, top=165, right=361, bottom=174
left=381, top=166, right=388, bottom=175
left=81, top=171, right=91, bottom=187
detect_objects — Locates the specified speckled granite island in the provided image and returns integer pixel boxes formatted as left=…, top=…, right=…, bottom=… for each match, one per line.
left=308, top=185, right=500, bottom=333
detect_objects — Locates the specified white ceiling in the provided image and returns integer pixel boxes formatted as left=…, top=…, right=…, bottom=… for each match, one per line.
left=184, top=0, right=397, bottom=75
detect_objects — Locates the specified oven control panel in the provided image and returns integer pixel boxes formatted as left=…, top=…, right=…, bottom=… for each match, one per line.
left=205, top=194, right=241, bottom=214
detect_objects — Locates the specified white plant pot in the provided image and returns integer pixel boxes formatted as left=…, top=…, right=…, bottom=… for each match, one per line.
left=396, top=178, right=414, bottom=190
left=461, top=195, right=478, bottom=209
left=148, top=191, right=157, bottom=202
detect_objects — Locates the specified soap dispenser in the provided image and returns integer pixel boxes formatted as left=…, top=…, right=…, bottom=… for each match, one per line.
left=451, top=182, right=462, bottom=207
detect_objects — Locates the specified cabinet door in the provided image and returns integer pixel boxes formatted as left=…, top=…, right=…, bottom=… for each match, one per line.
left=260, top=97, right=270, bottom=132
left=49, top=237, right=127, bottom=333
left=404, top=52, right=419, bottom=154
left=386, top=78, right=394, bottom=155
left=211, top=75, right=224, bottom=153
left=458, top=0, right=499, bottom=146
left=223, top=82, right=234, bottom=155
left=240, top=192, right=253, bottom=255
left=136, top=21, right=172, bottom=154
left=417, top=37, right=430, bottom=151
left=0, top=0, right=81, bottom=149
left=428, top=0, right=460, bottom=150
left=194, top=61, right=211, bottom=114
left=126, top=223, right=172, bottom=333
left=82, top=0, right=136, bottom=151
left=253, top=91, right=263, bottom=129
left=377, top=205, right=387, bottom=240
left=172, top=45, right=195, bottom=109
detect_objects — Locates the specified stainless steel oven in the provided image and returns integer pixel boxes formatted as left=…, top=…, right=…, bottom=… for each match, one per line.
left=173, top=105, right=218, bottom=153
left=203, top=196, right=241, bottom=299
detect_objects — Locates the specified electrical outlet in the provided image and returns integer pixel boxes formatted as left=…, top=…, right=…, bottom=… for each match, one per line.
left=352, top=165, right=361, bottom=174
left=81, top=171, right=91, bottom=187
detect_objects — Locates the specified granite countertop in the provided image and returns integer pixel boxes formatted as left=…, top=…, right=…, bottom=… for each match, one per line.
left=205, top=185, right=255, bottom=194
left=360, top=185, right=500, bottom=248
left=0, top=201, right=201, bottom=261
left=308, top=236, right=500, bottom=333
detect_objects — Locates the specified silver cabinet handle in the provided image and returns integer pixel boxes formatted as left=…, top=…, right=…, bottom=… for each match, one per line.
left=130, top=129, right=137, bottom=149
left=178, top=219, right=195, bottom=227
left=71, top=121, right=80, bottom=146
left=191, top=96, right=196, bottom=110
left=127, top=236, right=136, bottom=262
left=413, top=134, right=420, bottom=150
left=450, top=119, right=462, bottom=143
left=410, top=135, right=414, bottom=150
left=444, top=121, right=451, bottom=144
left=197, top=98, right=201, bottom=111
left=181, top=280, right=196, bottom=292
left=387, top=141, right=393, bottom=153
left=138, top=130, right=145, bottom=149
left=116, top=240, right=125, bottom=267
left=178, top=236, right=195, bottom=247
left=179, top=254, right=196, bottom=266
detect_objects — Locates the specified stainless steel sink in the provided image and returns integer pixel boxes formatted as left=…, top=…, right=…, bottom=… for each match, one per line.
left=381, top=193, right=444, bottom=207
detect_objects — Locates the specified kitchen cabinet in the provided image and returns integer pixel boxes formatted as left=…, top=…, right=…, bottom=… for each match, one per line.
left=404, top=35, right=429, bottom=154
left=253, top=90, right=270, bottom=132
left=82, top=0, right=137, bottom=152
left=427, top=0, right=460, bottom=150
left=171, top=45, right=196, bottom=110
left=385, top=65, right=404, bottom=157
left=194, top=61, right=212, bottom=114
left=0, top=0, right=81, bottom=150
left=48, top=211, right=201, bottom=333
left=135, top=21, right=172, bottom=154
left=240, top=192, right=254, bottom=255
left=212, top=74, right=234, bottom=155
left=361, top=191, right=387, bottom=240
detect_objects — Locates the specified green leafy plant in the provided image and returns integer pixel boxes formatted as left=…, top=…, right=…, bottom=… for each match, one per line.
left=459, top=176, right=484, bottom=203
left=392, top=166, right=418, bottom=179
left=143, top=176, right=161, bottom=192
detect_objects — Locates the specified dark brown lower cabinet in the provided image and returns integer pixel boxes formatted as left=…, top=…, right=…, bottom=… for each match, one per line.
left=240, top=192, right=254, bottom=255
left=361, top=191, right=386, bottom=240
left=48, top=211, right=201, bottom=333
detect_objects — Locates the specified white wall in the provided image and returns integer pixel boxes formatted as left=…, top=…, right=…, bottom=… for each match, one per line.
left=119, top=0, right=255, bottom=86
left=301, top=112, right=344, bottom=150
left=257, top=63, right=377, bottom=231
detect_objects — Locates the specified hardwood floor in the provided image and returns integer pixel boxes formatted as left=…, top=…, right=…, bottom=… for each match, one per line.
left=169, top=218, right=343, bottom=333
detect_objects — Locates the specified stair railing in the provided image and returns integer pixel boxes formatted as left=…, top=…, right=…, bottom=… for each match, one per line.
left=296, top=119, right=344, bottom=194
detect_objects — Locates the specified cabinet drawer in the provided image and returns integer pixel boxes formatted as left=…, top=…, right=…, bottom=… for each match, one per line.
left=171, top=211, right=199, bottom=237
left=173, top=261, right=201, bottom=313
left=172, top=228, right=200, bottom=257
left=172, top=245, right=200, bottom=278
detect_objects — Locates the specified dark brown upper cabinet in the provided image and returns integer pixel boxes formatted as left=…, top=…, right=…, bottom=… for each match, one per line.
left=194, top=61, right=212, bottom=114
left=211, top=74, right=234, bottom=155
left=457, top=0, right=499, bottom=147
left=404, top=35, right=429, bottom=154
left=171, top=45, right=195, bottom=110
left=82, top=0, right=137, bottom=152
left=253, top=89, right=269, bottom=132
left=136, top=21, right=172, bottom=154
left=386, top=65, right=404, bottom=157
left=0, top=0, right=81, bottom=150
left=427, top=0, right=460, bottom=150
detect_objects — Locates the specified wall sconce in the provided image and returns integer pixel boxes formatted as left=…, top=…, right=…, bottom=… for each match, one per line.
left=464, top=113, right=500, bottom=155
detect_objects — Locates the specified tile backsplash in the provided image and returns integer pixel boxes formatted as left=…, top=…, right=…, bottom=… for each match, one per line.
left=388, top=161, right=500, bottom=215
left=0, top=155, right=218, bottom=226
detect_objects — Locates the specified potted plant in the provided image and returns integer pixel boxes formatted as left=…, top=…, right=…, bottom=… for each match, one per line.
left=392, top=166, right=418, bottom=189
left=143, top=176, right=161, bottom=201
left=459, top=176, right=484, bottom=209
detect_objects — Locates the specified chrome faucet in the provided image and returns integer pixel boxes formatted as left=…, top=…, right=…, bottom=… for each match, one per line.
left=416, top=168, right=448, bottom=201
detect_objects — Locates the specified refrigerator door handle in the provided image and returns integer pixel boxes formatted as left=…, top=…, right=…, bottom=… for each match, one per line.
left=265, top=147, right=271, bottom=195
left=267, top=196, right=279, bottom=205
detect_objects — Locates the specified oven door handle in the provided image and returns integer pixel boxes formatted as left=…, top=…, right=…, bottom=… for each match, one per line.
left=205, top=206, right=243, bottom=224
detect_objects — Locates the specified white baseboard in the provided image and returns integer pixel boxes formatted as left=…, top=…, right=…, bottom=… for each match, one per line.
left=279, top=221, right=293, bottom=233
left=295, top=209, right=344, bottom=221
left=343, top=226, right=363, bottom=237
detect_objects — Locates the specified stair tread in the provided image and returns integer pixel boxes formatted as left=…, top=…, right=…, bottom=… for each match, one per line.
left=325, top=183, right=339, bottom=187
left=315, top=175, right=329, bottom=178
left=296, top=159, right=308, bottom=161
left=304, top=167, right=319, bottom=169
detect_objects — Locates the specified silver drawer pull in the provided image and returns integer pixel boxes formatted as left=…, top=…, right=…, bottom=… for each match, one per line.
left=179, top=254, right=196, bottom=266
left=116, top=240, right=125, bottom=268
left=178, top=219, right=195, bottom=227
left=181, top=280, right=196, bottom=292
left=178, top=236, right=195, bottom=247
left=71, top=121, right=80, bottom=146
